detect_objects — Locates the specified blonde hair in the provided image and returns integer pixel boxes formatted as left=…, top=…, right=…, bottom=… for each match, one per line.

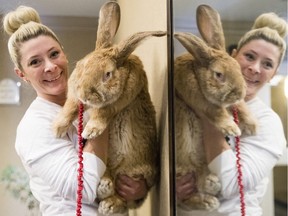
left=237, top=12, right=287, bottom=65
left=3, top=6, right=62, bottom=70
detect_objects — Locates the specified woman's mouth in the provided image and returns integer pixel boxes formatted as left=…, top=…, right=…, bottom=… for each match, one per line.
left=245, top=77, right=259, bottom=85
left=45, top=73, right=62, bottom=82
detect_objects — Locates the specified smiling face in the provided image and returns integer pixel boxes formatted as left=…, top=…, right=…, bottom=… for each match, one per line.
left=232, top=39, right=281, bottom=101
left=15, top=35, right=68, bottom=105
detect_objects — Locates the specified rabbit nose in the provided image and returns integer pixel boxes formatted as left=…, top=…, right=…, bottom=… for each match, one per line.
left=90, top=87, right=97, bottom=93
left=224, top=87, right=245, bottom=104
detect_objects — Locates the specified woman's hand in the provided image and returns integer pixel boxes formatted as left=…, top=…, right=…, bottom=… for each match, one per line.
left=115, top=175, right=148, bottom=201
left=176, top=172, right=197, bottom=201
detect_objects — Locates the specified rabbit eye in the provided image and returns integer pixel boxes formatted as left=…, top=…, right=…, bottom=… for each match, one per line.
left=103, top=71, right=112, bottom=82
left=214, top=71, right=225, bottom=82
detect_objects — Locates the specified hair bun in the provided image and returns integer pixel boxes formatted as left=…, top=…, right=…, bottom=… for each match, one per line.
left=252, top=12, right=288, bottom=38
left=3, top=5, right=41, bottom=35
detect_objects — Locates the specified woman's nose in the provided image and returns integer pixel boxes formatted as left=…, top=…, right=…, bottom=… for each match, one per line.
left=249, top=61, right=261, bottom=74
left=44, top=60, right=57, bottom=72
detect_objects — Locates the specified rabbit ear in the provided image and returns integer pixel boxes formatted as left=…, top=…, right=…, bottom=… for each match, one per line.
left=196, top=4, right=225, bottom=51
left=96, top=1, right=120, bottom=49
left=174, top=32, right=211, bottom=64
left=116, top=31, right=166, bottom=65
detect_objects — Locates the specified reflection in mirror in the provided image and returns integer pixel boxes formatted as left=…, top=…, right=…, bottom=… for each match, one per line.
left=173, top=1, right=287, bottom=216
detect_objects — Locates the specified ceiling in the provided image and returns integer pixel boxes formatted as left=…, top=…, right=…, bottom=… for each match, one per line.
left=174, top=0, right=287, bottom=22
left=0, top=0, right=286, bottom=21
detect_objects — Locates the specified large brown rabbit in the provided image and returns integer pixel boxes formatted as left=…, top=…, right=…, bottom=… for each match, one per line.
left=174, top=4, right=257, bottom=211
left=53, top=2, right=166, bottom=215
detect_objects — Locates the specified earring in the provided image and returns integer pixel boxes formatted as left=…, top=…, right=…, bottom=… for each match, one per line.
left=23, top=78, right=30, bottom=83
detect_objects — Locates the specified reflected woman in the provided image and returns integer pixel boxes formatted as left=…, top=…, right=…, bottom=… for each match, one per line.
left=176, top=12, right=287, bottom=216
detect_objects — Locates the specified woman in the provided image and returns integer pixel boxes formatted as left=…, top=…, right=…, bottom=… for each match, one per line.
left=177, top=12, right=287, bottom=216
left=3, top=6, right=147, bottom=216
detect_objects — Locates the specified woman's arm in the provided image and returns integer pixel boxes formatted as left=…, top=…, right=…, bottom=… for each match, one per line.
left=206, top=101, right=286, bottom=199
left=17, top=114, right=108, bottom=204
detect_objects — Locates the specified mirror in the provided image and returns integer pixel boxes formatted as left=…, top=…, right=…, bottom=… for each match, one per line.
left=173, top=0, right=287, bottom=215
left=0, top=0, right=169, bottom=215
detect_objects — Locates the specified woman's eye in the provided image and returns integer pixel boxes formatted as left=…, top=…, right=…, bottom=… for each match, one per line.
left=50, top=51, right=60, bottom=58
left=245, top=53, right=254, bottom=61
left=29, top=59, right=40, bottom=66
left=263, top=61, right=273, bottom=69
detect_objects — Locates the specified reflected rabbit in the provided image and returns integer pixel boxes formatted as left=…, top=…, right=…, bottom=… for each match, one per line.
left=174, top=4, right=257, bottom=211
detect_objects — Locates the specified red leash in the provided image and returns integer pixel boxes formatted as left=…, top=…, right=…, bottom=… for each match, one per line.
left=232, top=106, right=246, bottom=216
left=76, top=102, right=84, bottom=216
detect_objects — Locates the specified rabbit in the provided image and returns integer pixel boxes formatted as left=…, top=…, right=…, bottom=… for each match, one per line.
left=53, top=1, right=166, bottom=215
left=174, top=4, right=257, bottom=211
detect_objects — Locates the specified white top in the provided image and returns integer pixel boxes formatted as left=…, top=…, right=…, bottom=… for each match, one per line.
left=15, top=97, right=125, bottom=216
left=178, top=96, right=286, bottom=216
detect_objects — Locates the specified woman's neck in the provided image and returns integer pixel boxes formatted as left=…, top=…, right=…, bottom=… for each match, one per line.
left=38, top=93, right=66, bottom=106
left=244, top=93, right=257, bottom=102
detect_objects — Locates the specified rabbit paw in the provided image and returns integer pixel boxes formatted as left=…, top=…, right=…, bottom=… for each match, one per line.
left=241, top=122, right=257, bottom=135
left=182, top=193, right=220, bottom=211
left=204, top=174, right=221, bottom=195
left=240, top=118, right=257, bottom=135
left=82, top=120, right=107, bottom=139
left=200, top=194, right=220, bottom=210
left=97, top=177, right=114, bottom=200
left=98, top=196, right=127, bottom=215
left=219, top=121, right=241, bottom=136
left=53, top=120, right=70, bottom=138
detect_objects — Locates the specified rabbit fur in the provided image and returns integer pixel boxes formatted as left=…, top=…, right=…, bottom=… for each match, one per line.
left=53, top=2, right=166, bottom=215
left=174, top=4, right=257, bottom=211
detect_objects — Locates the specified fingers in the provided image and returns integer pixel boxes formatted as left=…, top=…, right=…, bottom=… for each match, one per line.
left=176, top=172, right=197, bottom=201
left=116, top=175, right=148, bottom=201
